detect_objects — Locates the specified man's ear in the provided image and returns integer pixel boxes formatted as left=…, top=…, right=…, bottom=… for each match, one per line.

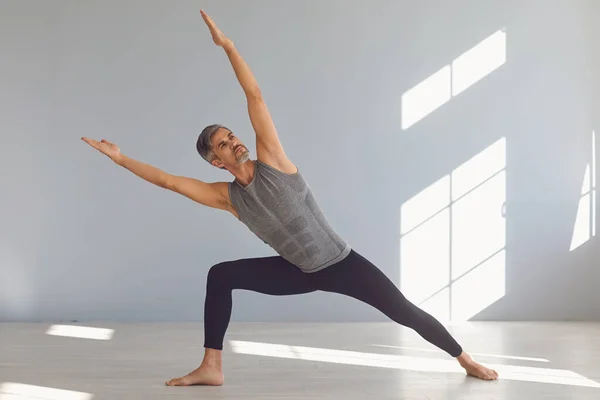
left=211, top=159, right=224, bottom=169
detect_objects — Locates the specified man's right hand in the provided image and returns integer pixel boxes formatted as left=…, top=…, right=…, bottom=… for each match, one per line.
left=201, top=10, right=232, bottom=50
left=81, top=137, right=123, bottom=164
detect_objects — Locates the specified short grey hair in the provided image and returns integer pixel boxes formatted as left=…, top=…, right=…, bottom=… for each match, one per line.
left=196, top=124, right=229, bottom=169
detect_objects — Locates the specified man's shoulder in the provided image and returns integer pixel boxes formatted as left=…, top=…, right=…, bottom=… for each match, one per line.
left=256, top=155, right=298, bottom=175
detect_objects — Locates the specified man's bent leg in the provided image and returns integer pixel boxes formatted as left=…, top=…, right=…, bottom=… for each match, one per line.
left=166, top=347, right=224, bottom=387
left=167, top=256, right=316, bottom=387
left=203, top=255, right=317, bottom=350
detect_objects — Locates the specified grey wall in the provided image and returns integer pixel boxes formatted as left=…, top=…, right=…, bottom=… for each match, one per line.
left=1, top=0, right=598, bottom=323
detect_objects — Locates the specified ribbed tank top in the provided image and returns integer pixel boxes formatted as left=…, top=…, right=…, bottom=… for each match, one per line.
left=228, top=160, right=351, bottom=273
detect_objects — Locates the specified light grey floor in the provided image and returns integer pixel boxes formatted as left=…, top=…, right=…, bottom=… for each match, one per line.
left=1, top=322, right=600, bottom=399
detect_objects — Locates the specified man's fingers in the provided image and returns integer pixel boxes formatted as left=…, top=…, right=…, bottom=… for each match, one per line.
left=200, top=10, right=216, bottom=30
left=81, top=137, right=94, bottom=146
left=81, top=137, right=100, bottom=150
left=200, top=10, right=210, bottom=25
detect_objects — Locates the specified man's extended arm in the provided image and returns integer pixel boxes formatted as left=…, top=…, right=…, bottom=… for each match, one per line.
left=222, top=42, right=283, bottom=155
left=222, top=42, right=260, bottom=98
left=117, top=154, right=232, bottom=212
left=201, top=10, right=286, bottom=160
left=81, top=137, right=233, bottom=213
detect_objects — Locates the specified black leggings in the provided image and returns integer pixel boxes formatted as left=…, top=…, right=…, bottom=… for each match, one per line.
left=203, top=249, right=463, bottom=357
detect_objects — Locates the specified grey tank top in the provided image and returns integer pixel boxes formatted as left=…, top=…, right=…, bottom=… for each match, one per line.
left=228, top=160, right=351, bottom=273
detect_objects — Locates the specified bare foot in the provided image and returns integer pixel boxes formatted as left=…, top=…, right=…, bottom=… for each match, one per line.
left=463, top=361, right=499, bottom=380
left=165, top=365, right=224, bottom=386
left=457, top=352, right=499, bottom=381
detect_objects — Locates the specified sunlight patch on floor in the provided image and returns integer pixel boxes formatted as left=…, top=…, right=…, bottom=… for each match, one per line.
left=0, top=383, right=92, bottom=400
left=46, top=325, right=114, bottom=340
left=230, top=340, right=600, bottom=388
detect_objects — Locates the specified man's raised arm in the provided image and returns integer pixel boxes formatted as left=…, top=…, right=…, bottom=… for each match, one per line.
left=200, top=10, right=289, bottom=162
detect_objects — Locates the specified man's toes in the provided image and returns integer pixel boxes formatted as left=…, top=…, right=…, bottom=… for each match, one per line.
left=166, top=377, right=185, bottom=386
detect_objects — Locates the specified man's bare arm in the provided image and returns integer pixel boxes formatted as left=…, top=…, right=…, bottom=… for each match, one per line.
left=119, top=156, right=232, bottom=212
left=81, top=137, right=234, bottom=214
left=164, top=176, right=233, bottom=213
left=201, top=10, right=294, bottom=171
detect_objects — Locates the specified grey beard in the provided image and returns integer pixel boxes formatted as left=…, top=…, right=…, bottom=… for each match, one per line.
left=237, top=151, right=250, bottom=163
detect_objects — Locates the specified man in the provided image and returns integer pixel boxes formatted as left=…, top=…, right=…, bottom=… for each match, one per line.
left=82, top=10, right=499, bottom=387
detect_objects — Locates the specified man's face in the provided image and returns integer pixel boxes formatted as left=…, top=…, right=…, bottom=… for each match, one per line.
left=211, top=127, right=250, bottom=169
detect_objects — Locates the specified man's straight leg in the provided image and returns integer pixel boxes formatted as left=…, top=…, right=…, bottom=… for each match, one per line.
left=313, top=250, right=463, bottom=357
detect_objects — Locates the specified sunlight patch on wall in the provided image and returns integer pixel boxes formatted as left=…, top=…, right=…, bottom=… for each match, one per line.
left=402, top=29, right=506, bottom=130
left=400, top=138, right=506, bottom=322
left=570, top=130, right=596, bottom=251
left=451, top=30, right=507, bottom=96
left=401, top=66, right=451, bottom=130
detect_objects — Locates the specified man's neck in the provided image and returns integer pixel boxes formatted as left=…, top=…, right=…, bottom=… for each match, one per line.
left=232, top=159, right=256, bottom=187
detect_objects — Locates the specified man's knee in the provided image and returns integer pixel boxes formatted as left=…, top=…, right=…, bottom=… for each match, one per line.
left=207, top=261, right=235, bottom=287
